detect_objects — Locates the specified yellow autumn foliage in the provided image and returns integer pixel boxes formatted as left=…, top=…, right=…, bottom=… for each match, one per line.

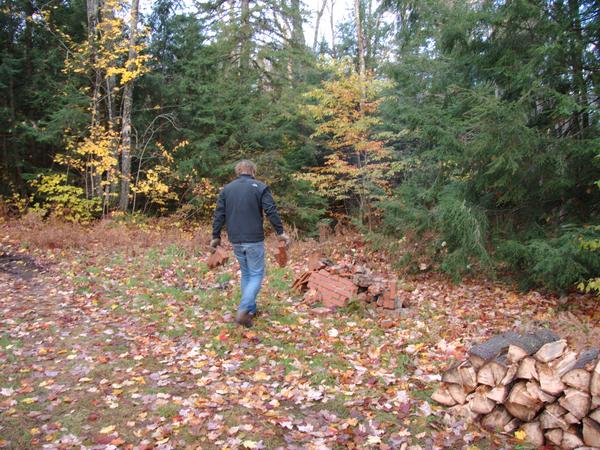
left=297, top=65, right=396, bottom=223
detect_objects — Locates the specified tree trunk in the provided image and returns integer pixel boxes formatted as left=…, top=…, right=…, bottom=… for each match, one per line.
left=329, top=0, right=336, bottom=58
left=354, top=0, right=366, bottom=84
left=86, top=0, right=103, bottom=198
left=291, top=0, right=304, bottom=48
left=312, top=0, right=328, bottom=52
left=240, top=0, right=251, bottom=73
left=119, top=0, right=140, bottom=212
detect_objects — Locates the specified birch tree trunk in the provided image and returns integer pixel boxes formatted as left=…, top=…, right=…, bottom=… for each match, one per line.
left=354, top=0, right=366, bottom=86
left=313, top=0, right=328, bottom=52
left=329, top=0, right=336, bottom=58
left=119, top=0, right=140, bottom=211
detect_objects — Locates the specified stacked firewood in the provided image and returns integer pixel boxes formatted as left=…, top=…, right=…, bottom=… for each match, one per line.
left=432, top=330, right=600, bottom=449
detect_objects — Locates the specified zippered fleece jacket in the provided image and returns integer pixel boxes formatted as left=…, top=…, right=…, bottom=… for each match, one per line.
left=211, top=174, right=284, bottom=244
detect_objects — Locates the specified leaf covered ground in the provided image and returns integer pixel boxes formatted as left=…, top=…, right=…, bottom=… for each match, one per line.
left=1, top=219, right=599, bottom=450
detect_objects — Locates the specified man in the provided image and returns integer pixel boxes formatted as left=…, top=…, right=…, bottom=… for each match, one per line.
left=210, top=160, right=290, bottom=327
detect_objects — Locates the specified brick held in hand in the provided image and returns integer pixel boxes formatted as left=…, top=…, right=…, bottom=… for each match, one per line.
left=275, top=241, right=287, bottom=267
left=207, top=247, right=229, bottom=269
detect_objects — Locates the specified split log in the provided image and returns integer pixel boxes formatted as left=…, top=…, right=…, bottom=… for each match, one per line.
left=503, top=417, right=520, bottom=433
left=589, top=407, right=600, bottom=423
left=591, top=360, right=600, bottom=397
left=538, top=362, right=566, bottom=396
left=562, top=368, right=592, bottom=393
left=582, top=417, right=600, bottom=447
left=458, top=364, right=478, bottom=392
left=561, top=427, right=584, bottom=449
left=534, top=339, right=567, bottom=363
left=487, top=385, right=509, bottom=403
left=442, top=362, right=477, bottom=393
left=431, top=384, right=457, bottom=406
left=469, top=386, right=496, bottom=414
left=517, top=357, right=538, bottom=380
left=526, top=380, right=557, bottom=403
left=545, top=428, right=563, bottom=446
left=507, top=344, right=529, bottom=364
left=469, top=355, right=487, bottom=371
left=477, top=358, right=508, bottom=387
left=519, top=421, right=544, bottom=447
left=549, top=350, right=578, bottom=377
left=441, top=365, right=462, bottom=384
left=447, top=403, right=479, bottom=422
left=559, top=388, right=591, bottom=419
left=593, top=396, right=600, bottom=409
left=546, top=402, right=568, bottom=416
left=564, top=412, right=580, bottom=425
left=447, top=383, right=468, bottom=405
left=505, top=381, right=543, bottom=421
left=481, top=406, right=512, bottom=432
left=501, top=364, right=518, bottom=385
left=539, top=405, right=569, bottom=430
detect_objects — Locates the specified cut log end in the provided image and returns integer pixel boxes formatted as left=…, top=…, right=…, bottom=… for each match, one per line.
left=559, top=388, right=591, bottom=420
left=481, top=406, right=512, bottom=432
left=534, top=339, right=567, bottom=363
left=582, top=417, right=600, bottom=447
left=519, top=421, right=544, bottom=447
left=562, top=368, right=592, bottom=393
left=432, top=384, right=457, bottom=406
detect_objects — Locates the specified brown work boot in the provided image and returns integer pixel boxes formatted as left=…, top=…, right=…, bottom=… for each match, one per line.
left=235, top=310, right=253, bottom=328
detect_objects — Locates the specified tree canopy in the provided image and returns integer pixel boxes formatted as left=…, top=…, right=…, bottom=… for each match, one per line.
left=1, top=0, right=599, bottom=293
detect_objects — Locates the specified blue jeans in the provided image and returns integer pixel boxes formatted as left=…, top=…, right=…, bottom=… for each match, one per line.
left=232, top=241, right=265, bottom=315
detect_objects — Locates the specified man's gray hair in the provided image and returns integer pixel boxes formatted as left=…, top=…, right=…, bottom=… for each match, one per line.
left=235, top=159, right=257, bottom=175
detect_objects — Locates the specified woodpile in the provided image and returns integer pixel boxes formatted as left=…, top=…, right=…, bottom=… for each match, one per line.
left=292, top=252, right=407, bottom=310
left=432, top=330, right=600, bottom=449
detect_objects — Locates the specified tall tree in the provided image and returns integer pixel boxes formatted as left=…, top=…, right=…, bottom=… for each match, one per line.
left=119, top=0, right=141, bottom=211
left=312, top=0, right=328, bottom=51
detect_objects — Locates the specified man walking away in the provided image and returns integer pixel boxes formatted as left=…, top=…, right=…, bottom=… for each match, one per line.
left=210, top=160, right=290, bottom=327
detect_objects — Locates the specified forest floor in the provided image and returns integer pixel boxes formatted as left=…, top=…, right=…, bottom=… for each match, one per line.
left=1, top=218, right=599, bottom=450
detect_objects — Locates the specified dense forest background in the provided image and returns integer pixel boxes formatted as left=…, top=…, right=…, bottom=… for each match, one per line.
left=1, top=0, right=599, bottom=293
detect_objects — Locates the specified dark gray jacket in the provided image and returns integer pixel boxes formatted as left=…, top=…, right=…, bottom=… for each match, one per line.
left=212, top=174, right=284, bottom=243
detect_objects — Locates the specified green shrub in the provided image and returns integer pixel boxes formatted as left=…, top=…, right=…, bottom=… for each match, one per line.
left=497, top=229, right=600, bottom=292
left=28, top=173, right=101, bottom=223
left=379, top=182, right=491, bottom=280
left=579, top=225, right=600, bottom=294
left=434, top=186, right=491, bottom=279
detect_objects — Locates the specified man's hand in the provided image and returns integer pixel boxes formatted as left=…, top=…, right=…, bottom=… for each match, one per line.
left=209, top=238, right=221, bottom=253
left=277, top=232, right=291, bottom=249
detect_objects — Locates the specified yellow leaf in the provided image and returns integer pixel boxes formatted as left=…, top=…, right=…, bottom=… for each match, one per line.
left=100, top=425, right=115, bottom=434
left=242, top=441, right=258, bottom=449
left=30, top=428, right=40, bottom=435
left=254, top=371, right=269, bottom=381
left=514, top=430, right=526, bottom=441
left=21, top=397, right=37, bottom=404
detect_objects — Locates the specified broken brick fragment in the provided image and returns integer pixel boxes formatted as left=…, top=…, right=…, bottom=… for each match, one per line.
left=292, top=271, right=312, bottom=292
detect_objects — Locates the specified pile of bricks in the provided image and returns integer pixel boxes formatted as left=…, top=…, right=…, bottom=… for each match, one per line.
left=292, top=252, right=403, bottom=310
